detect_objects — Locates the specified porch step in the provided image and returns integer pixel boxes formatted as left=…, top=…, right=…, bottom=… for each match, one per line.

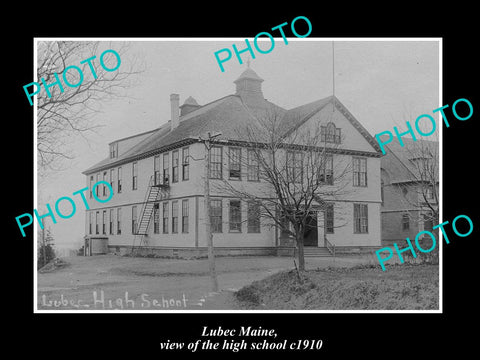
left=303, top=247, right=333, bottom=257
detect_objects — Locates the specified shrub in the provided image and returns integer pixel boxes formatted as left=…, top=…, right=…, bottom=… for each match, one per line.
left=38, top=244, right=55, bottom=269
left=235, top=285, right=261, bottom=305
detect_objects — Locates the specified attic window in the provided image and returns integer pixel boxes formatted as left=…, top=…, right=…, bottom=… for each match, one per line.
left=110, top=143, right=118, bottom=159
left=321, top=122, right=341, bottom=144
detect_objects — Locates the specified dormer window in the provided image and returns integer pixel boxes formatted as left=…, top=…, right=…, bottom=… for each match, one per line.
left=110, top=143, right=118, bottom=159
left=321, top=122, right=341, bottom=144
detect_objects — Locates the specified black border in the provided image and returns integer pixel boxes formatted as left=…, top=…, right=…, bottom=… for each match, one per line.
left=10, top=8, right=478, bottom=356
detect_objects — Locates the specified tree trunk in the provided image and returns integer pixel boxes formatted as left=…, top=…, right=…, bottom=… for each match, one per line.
left=296, top=232, right=305, bottom=272
left=42, top=227, right=47, bottom=268
left=204, top=140, right=218, bottom=292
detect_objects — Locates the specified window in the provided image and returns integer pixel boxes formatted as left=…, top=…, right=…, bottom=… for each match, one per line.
left=287, top=151, right=303, bottom=183
left=172, top=150, right=179, bottom=183
left=319, top=154, right=334, bottom=185
left=229, top=148, right=241, bottom=180
left=210, top=199, right=222, bottom=233
left=354, top=203, right=368, bottom=233
left=110, top=169, right=115, bottom=194
left=381, top=169, right=390, bottom=204
left=381, top=179, right=385, bottom=204
left=172, top=201, right=178, bottom=233
left=117, top=167, right=122, bottom=193
left=247, top=202, right=260, bottom=233
left=247, top=149, right=259, bottom=181
left=154, top=155, right=161, bottom=185
left=163, top=153, right=170, bottom=185
left=103, top=172, right=107, bottom=197
left=89, top=212, right=93, bottom=234
left=182, top=147, right=189, bottom=181
left=325, top=203, right=334, bottom=234
left=117, top=208, right=122, bottom=235
left=209, top=146, right=222, bottom=179
left=321, top=122, right=341, bottom=144
left=229, top=200, right=242, bottom=232
left=153, top=203, right=160, bottom=234
left=96, top=173, right=101, bottom=196
left=110, top=143, right=118, bottom=158
left=182, top=199, right=189, bottom=233
left=132, top=162, right=138, bottom=190
left=109, top=209, right=114, bottom=235
left=425, top=186, right=435, bottom=200
left=402, top=213, right=410, bottom=231
left=423, top=212, right=434, bottom=232
left=95, top=211, right=99, bottom=234
left=89, top=176, right=94, bottom=198
left=132, top=206, right=137, bottom=234
left=353, top=157, right=367, bottom=187
left=102, top=210, right=106, bottom=235
left=280, top=210, right=294, bottom=237
left=162, top=202, right=169, bottom=234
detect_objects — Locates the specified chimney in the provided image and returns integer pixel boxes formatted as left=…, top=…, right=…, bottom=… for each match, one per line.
left=170, top=93, right=180, bottom=130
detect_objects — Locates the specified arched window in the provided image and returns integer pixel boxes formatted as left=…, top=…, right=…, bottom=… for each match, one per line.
left=326, top=122, right=335, bottom=139
left=321, top=122, right=341, bottom=144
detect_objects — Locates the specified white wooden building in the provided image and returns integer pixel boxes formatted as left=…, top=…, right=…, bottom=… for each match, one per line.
left=82, top=68, right=383, bottom=257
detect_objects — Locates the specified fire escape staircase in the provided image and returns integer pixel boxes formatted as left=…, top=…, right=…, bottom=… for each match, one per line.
left=131, top=175, right=169, bottom=254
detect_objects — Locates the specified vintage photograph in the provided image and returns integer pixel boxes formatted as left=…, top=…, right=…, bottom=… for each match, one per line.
left=34, top=39, right=440, bottom=311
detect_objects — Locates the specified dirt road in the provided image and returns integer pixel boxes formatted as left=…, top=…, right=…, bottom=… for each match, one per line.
left=37, top=254, right=376, bottom=311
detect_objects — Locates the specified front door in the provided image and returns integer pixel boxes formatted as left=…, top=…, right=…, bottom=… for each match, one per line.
left=303, top=213, right=318, bottom=246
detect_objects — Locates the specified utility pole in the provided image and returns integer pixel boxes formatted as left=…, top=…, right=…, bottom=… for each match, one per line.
left=201, top=131, right=221, bottom=293
left=332, top=40, right=336, bottom=112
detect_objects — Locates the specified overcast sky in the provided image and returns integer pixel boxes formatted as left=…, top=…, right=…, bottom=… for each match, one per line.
left=36, top=39, right=440, bottom=248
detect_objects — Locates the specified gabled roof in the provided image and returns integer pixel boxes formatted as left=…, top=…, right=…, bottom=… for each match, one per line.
left=382, top=138, right=439, bottom=183
left=280, top=95, right=383, bottom=154
left=278, top=96, right=332, bottom=135
left=83, top=122, right=172, bottom=174
left=84, top=94, right=270, bottom=174
left=108, top=128, right=157, bottom=146
left=84, top=84, right=381, bottom=175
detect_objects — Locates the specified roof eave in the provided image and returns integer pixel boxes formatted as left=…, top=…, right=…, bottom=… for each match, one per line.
left=82, top=137, right=199, bottom=175
left=333, top=96, right=384, bottom=155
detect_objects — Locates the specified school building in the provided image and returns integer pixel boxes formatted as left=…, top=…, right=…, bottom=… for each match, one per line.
left=82, top=67, right=383, bottom=257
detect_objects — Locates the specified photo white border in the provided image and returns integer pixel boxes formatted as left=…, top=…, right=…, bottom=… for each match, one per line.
left=33, top=37, right=443, bottom=314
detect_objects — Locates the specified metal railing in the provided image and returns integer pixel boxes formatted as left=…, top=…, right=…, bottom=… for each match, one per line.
left=324, top=235, right=336, bottom=257
left=131, top=175, right=156, bottom=254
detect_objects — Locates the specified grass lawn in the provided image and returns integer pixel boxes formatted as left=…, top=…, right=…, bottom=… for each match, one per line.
left=234, top=263, right=439, bottom=310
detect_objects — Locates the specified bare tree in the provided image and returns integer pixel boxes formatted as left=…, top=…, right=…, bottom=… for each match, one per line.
left=35, top=41, right=144, bottom=175
left=214, top=106, right=351, bottom=272
left=389, top=110, right=440, bottom=225
left=400, top=135, right=439, bottom=225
